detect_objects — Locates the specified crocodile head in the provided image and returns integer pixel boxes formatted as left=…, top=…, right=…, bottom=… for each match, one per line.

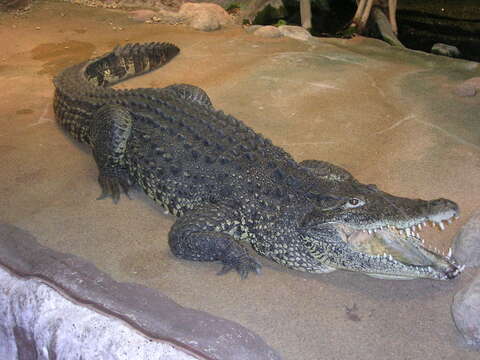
left=299, top=163, right=462, bottom=280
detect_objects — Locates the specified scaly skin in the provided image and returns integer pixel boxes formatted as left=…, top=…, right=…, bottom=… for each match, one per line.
left=53, top=42, right=462, bottom=280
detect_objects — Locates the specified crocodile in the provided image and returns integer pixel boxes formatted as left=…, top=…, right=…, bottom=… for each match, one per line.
left=53, top=42, right=463, bottom=280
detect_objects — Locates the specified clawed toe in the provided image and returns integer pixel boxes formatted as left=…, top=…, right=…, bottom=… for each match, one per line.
left=97, top=174, right=131, bottom=203
left=217, top=255, right=262, bottom=279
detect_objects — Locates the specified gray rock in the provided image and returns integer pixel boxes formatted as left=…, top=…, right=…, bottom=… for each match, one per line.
left=0, top=267, right=198, bottom=360
left=0, top=223, right=282, bottom=360
left=278, top=25, right=312, bottom=41
left=431, top=43, right=461, bottom=58
left=453, top=77, right=480, bottom=97
left=453, top=210, right=480, bottom=267
left=254, top=25, right=282, bottom=38
left=452, top=270, right=480, bottom=348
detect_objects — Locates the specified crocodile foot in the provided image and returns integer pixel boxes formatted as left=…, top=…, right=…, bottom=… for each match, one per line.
left=97, top=173, right=131, bottom=204
left=217, top=254, right=262, bottom=279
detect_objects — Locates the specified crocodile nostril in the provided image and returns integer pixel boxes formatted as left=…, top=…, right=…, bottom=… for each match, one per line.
left=430, top=198, right=459, bottom=213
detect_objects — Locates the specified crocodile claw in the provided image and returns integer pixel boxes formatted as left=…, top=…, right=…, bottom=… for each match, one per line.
left=217, top=255, right=262, bottom=279
left=97, top=174, right=131, bottom=204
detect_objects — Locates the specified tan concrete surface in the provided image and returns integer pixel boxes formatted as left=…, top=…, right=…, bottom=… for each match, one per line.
left=1, top=2, right=480, bottom=359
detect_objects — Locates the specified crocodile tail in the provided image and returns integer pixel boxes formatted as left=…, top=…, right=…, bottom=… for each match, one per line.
left=83, top=42, right=180, bottom=87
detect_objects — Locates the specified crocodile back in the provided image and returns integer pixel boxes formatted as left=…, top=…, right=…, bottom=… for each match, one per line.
left=53, top=42, right=316, bottom=219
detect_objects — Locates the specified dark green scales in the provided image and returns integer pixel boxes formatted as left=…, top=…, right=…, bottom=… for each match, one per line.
left=54, top=42, right=463, bottom=280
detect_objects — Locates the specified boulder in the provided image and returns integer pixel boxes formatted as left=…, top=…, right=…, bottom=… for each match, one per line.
left=179, top=3, right=232, bottom=31
left=452, top=270, right=480, bottom=348
left=453, top=210, right=480, bottom=266
left=453, top=77, right=480, bottom=97
left=0, top=223, right=282, bottom=360
left=142, top=3, right=233, bottom=31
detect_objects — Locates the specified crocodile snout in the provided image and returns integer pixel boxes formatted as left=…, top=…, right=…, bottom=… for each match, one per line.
left=428, top=198, right=459, bottom=216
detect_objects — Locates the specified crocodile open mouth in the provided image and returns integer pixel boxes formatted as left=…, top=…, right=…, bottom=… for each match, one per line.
left=339, top=214, right=464, bottom=280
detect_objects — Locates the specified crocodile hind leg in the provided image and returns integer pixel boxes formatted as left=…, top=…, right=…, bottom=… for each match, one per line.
left=90, top=104, right=133, bottom=203
left=162, top=84, right=213, bottom=108
left=168, top=203, right=262, bottom=279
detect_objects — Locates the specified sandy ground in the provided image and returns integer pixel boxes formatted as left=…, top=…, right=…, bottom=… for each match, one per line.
left=1, top=1, right=480, bottom=359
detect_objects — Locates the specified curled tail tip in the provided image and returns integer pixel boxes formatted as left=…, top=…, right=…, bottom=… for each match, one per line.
left=113, top=41, right=179, bottom=57
left=70, top=41, right=181, bottom=88
left=161, top=42, right=180, bottom=58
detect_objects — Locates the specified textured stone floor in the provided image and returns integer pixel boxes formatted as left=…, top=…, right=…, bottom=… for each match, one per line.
left=1, top=2, right=480, bottom=359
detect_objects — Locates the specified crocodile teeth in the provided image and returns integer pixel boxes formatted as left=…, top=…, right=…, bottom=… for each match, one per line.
left=438, top=221, right=445, bottom=231
left=447, top=248, right=452, bottom=258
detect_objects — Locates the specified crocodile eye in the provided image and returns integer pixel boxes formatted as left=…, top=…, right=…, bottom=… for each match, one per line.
left=345, top=198, right=364, bottom=208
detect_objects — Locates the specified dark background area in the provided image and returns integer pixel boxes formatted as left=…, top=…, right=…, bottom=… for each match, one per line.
left=253, top=0, right=480, bottom=62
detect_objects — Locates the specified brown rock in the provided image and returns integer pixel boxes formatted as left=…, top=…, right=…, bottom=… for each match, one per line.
left=454, top=77, right=480, bottom=97
left=129, top=9, right=157, bottom=23
left=244, top=25, right=263, bottom=34
left=179, top=3, right=232, bottom=31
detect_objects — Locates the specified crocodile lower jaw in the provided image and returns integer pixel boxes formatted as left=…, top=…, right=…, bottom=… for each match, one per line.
left=338, top=217, right=464, bottom=280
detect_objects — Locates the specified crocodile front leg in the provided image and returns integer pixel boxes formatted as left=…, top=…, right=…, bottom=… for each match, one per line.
left=90, top=104, right=133, bottom=203
left=168, top=203, right=262, bottom=279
